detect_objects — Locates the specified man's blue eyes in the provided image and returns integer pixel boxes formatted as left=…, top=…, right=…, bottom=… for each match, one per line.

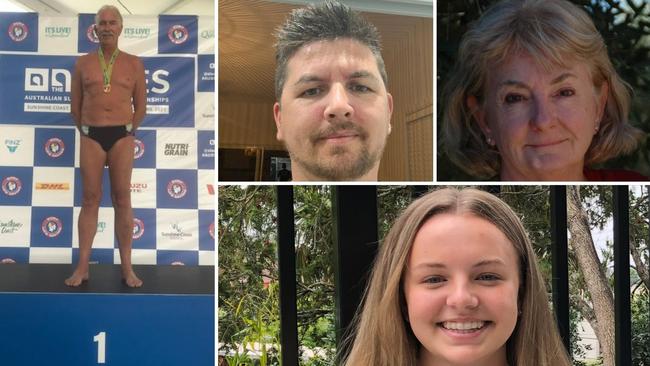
left=302, top=88, right=321, bottom=96
left=351, top=84, right=370, bottom=92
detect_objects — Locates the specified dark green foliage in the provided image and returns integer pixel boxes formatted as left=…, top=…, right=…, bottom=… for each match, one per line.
left=631, top=290, right=650, bottom=366
left=218, top=186, right=281, bottom=365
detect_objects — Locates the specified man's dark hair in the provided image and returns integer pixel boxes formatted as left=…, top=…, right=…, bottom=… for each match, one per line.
left=274, top=0, right=387, bottom=101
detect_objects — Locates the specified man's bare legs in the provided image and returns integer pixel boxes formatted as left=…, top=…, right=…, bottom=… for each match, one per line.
left=107, top=135, right=142, bottom=288
left=65, top=136, right=106, bottom=286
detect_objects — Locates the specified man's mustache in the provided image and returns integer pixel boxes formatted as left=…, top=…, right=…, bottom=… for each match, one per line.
left=311, top=121, right=368, bottom=142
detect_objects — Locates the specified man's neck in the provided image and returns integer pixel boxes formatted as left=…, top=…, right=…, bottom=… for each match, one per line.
left=291, top=164, right=380, bottom=182
left=100, top=44, right=119, bottom=57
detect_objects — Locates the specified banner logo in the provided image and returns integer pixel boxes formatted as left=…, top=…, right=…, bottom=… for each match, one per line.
left=1, top=176, right=22, bottom=196
left=164, top=143, right=188, bottom=156
left=45, top=26, right=71, bottom=38
left=35, top=182, right=70, bottom=190
left=162, top=222, right=192, bottom=240
left=8, top=22, right=28, bottom=42
left=45, top=137, right=65, bottom=158
left=41, top=216, right=63, bottom=238
left=206, top=184, right=214, bottom=195
left=5, top=139, right=20, bottom=153
left=144, top=67, right=171, bottom=115
left=208, top=222, right=215, bottom=239
left=202, top=102, right=215, bottom=119
left=25, top=68, right=72, bottom=93
left=132, top=218, right=145, bottom=239
left=124, top=27, right=151, bottom=39
left=200, top=30, right=213, bottom=39
left=134, top=139, right=145, bottom=159
left=97, top=221, right=107, bottom=233
left=130, top=182, right=148, bottom=193
left=201, top=139, right=214, bottom=159
left=167, top=179, right=187, bottom=199
left=168, top=25, right=188, bottom=44
left=0, top=219, right=23, bottom=234
left=86, top=25, right=99, bottom=43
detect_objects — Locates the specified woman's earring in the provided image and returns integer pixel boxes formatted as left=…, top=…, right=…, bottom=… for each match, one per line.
left=486, top=136, right=495, bottom=146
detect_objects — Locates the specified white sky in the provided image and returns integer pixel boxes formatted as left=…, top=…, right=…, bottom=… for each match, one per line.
left=1, top=0, right=30, bottom=12
left=591, top=186, right=645, bottom=269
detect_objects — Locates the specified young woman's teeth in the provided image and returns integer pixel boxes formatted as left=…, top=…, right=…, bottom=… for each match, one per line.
left=442, top=321, right=486, bottom=330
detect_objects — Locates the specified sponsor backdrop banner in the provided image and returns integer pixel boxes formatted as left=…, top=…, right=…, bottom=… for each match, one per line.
left=0, top=12, right=215, bottom=266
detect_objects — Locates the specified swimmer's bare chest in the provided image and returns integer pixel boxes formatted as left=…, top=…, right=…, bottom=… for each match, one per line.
left=80, top=54, right=137, bottom=126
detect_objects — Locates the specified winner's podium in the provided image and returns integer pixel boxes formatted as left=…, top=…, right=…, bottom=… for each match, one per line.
left=0, top=264, right=214, bottom=366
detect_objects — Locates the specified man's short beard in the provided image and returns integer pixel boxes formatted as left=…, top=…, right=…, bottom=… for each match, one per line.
left=290, top=144, right=381, bottom=181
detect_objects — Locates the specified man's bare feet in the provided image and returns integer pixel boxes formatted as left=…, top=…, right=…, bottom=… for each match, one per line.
left=65, top=271, right=89, bottom=287
left=123, top=271, right=143, bottom=288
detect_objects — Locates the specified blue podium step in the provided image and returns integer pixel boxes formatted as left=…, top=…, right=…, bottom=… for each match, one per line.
left=0, top=264, right=214, bottom=366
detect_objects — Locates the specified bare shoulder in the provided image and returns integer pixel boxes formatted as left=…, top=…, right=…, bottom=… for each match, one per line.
left=75, top=52, right=95, bottom=67
left=121, top=51, right=144, bottom=68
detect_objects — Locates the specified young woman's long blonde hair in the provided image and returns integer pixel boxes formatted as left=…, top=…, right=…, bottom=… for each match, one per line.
left=342, top=188, right=571, bottom=366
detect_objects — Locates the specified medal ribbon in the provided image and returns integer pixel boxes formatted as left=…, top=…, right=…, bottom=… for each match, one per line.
left=98, top=47, right=119, bottom=89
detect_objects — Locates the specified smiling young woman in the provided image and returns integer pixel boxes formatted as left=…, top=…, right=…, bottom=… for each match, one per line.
left=341, top=188, right=571, bottom=366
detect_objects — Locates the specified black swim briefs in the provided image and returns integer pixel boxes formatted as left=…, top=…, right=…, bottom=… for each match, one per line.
left=80, top=124, right=134, bottom=152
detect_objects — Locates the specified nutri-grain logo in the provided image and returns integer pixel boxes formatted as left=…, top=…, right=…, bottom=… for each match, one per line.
left=1, top=176, right=22, bottom=196
left=134, top=139, right=145, bottom=159
left=41, top=216, right=63, bottom=238
left=164, top=143, right=188, bottom=156
left=168, top=24, right=188, bottom=44
left=45, top=137, right=65, bottom=158
left=8, top=22, right=28, bottom=42
left=132, top=218, right=145, bottom=239
left=167, top=179, right=187, bottom=199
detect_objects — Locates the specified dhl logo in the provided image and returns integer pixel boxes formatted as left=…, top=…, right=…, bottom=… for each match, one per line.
left=35, top=183, right=70, bottom=190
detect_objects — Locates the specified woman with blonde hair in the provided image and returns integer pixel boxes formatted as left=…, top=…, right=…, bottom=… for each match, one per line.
left=342, top=188, right=571, bottom=366
left=440, top=0, right=647, bottom=181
